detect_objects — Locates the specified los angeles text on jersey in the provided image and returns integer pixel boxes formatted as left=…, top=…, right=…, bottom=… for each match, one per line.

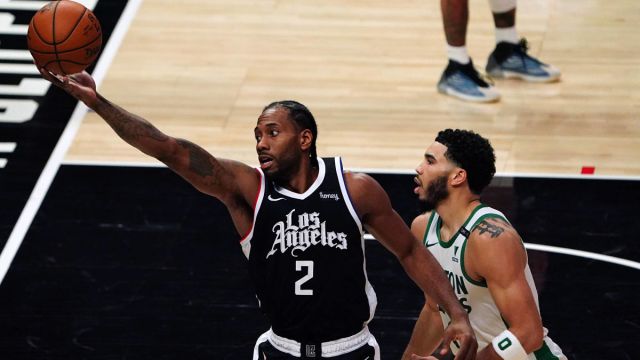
left=267, top=209, right=348, bottom=258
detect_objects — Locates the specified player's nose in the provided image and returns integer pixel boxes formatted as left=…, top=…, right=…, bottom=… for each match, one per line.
left=256, top=137, right=269, bottom=151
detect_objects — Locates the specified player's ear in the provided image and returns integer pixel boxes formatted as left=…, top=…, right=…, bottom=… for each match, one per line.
left=450, top=167, right=467, bottom=187
left=300, top=129, right=313, bottom=151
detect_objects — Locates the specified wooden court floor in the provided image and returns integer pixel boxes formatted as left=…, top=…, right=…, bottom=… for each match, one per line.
left=65, top=0, right=640, bottom=176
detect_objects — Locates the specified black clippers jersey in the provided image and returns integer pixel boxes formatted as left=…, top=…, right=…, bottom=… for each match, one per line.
left=240, top=157, right=377, bottom=342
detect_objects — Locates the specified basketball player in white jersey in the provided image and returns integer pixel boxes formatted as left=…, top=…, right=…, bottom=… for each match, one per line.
left=38, top=70, right=478, bottom=359
left=403, top=129, right=566, bottom=360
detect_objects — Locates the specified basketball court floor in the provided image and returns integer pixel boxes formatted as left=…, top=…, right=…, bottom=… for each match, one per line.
left=0, top=0, right=638, bottom=359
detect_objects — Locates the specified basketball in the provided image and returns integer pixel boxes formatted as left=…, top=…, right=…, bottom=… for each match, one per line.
left=27, top=0, right=102, bottom=75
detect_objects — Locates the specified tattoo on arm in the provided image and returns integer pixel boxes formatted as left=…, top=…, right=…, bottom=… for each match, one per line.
left=96, top=93, right=169, bottom=143
left=94, top=95, right=229, bottom=191
left=474, top=220, right=504, bottom=238
left=177, top=139, right=215, bottom=178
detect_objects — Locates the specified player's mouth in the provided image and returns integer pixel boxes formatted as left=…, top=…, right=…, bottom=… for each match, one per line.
left=414, top=176, right=422, bottom=194
left=259, top=155, right=274, bottom=170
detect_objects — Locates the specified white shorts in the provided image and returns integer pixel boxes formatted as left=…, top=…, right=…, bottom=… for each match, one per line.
left=252, top=326, right=381, bottom=359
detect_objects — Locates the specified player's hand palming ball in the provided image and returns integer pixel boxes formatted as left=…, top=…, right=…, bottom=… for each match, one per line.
left=27, top=0, right=102, bottom=75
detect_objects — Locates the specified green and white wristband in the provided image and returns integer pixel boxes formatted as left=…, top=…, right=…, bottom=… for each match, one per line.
left=491, top=329, right=528, bottom=360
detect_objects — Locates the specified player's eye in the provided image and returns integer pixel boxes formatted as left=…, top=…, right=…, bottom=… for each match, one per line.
left=269, top=130, right=279, bottom=137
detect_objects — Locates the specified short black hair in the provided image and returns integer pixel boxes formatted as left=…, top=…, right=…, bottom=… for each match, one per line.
left=435, top=129, right=496, bottom=194
left=262, top=100, right=318, bottom=162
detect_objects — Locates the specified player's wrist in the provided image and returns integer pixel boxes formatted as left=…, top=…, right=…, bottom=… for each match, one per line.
left=89, top=92, right=108, bottom=109
left=491, top=330, right=527, bottom=360
left=446, top=305, right=468, bottom=321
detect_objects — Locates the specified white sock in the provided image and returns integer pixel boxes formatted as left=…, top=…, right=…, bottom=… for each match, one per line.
left=447, top=45, right=470, bottom=64
left=495, top=26, right=519, bottom=44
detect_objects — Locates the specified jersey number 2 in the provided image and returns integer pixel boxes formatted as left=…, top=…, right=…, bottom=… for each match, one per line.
left=295, top=260, right=314, bottom=296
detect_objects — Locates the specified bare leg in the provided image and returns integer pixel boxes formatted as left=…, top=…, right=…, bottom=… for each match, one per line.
left=441, top=0, right=469, bottom=46
left=437, top=0, right=501, bottom=103
left=492, top=8, right=515, bottom=28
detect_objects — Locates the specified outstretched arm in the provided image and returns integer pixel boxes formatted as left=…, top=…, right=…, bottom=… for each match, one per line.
left=39, top=70, right=259, bottom=206
left=345, top=172, right=477, bottom=360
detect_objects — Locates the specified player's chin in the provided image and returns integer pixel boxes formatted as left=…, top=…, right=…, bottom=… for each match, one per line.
left=262, top=165, right=280, bottom=178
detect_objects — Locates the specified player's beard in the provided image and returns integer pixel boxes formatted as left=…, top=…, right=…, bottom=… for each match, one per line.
left=266, top=150, right=302, bottom=182
left=423, top=175, right=449, bottom=211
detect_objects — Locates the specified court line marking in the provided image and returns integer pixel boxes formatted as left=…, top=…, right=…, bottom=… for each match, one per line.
left=523, top=243, right=640, bottom=270
left=364, top=234, right=640, bottom=271
left=0, top=0, right=143, bottom=285
left=0, top=142, right=14, bottom=169
left=63, top=159, right=165, bottom=167
left=0, top=142, right=16, bottom=152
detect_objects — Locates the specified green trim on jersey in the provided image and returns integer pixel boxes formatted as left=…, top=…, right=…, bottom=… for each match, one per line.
left=474, top=213, right=511, bottom=227
left=458, top=212, right=509, bottom=287
left=423, top=212, right=437, bottom=246
left=436, top=204, right=488, bottom=248
left=460, top=236, right=487, bottom=287
left=533, top=341, right=561, bottom=360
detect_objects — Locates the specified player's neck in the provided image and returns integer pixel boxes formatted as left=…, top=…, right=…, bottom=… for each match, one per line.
left=436, top=194, right=481, bottom=235
left=279, top=158, right=319, bottom=194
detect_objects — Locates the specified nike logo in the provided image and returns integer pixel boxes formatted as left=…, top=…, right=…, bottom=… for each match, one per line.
left=426, top=242, right=438, bottom=247
left=267, top=195, right=285, bottom=202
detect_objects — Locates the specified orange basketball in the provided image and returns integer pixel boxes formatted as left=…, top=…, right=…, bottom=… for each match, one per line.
left=27, top=0, right=102, bottom=75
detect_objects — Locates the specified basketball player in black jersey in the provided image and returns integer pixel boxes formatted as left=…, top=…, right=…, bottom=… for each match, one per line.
left=39, top=69, right=477, bottom=359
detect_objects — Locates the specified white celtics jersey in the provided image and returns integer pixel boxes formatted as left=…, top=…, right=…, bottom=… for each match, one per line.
left=424, top=204, right=566, bottom=359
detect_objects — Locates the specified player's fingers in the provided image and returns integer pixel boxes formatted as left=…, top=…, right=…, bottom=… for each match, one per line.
left=452, top=334, right=477, bottom=360
left=43, top=69, right=69, bottom=87
left=38, top=68, right=60, bottom=84
left=439, top=343, right=451, bottom=357
left=68, top=72, right=96, bottom=89
left=439, top=332, right=453, bottom=357
left=69, top=73, right=81, bottom=82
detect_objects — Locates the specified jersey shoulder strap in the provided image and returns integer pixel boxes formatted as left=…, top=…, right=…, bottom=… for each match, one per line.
left=423, top=211, right=439, bottom=247
left=461, top=205, right=509, bottom=239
